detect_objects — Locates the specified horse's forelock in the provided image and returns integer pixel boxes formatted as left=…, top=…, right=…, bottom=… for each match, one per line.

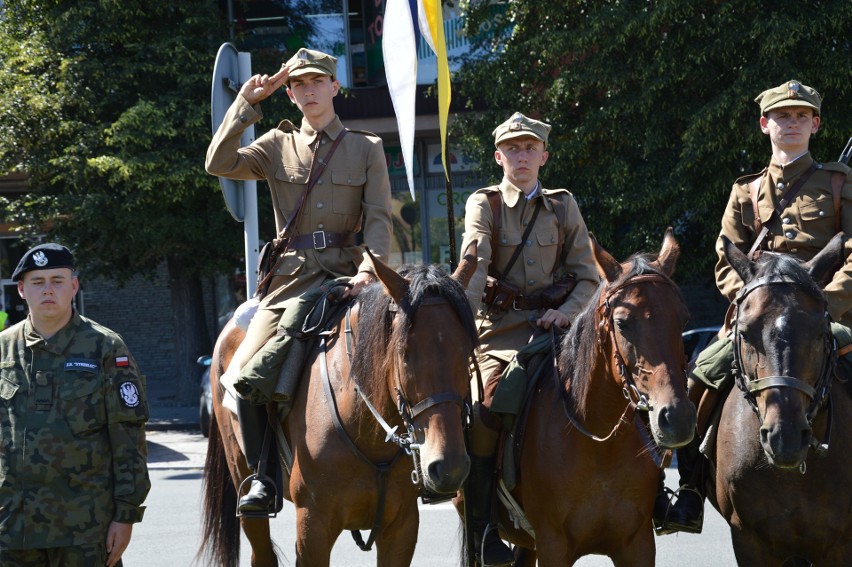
left=755, top=252, right=822, bottom=297
left=350, top=264, right=479, bottom=410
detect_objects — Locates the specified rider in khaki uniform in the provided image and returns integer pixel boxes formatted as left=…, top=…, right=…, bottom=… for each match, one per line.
left=205, top=48, right=392, bottom=514
left=459, top=113, right=599, bottom=566
left=658, top=80, right=852, bottom=534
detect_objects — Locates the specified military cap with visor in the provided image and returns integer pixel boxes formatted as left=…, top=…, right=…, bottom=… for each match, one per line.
left=283, top=48, right=337, bottom=84
left=493, top=112, right=552, bottom=148
left=755, top=80, right=821, bottom=116
left=12, top=243, right=76, bottom=281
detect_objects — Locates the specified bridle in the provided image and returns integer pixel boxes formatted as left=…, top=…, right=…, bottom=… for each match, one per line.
left=561, top=272, right=686, bottom=442
left=318, top=291, right=474, bottom=550
left=731, top=274, right=836, bottom=462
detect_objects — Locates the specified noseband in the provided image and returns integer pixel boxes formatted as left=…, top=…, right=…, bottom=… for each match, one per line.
left=732, top=274, right=836, bottom=447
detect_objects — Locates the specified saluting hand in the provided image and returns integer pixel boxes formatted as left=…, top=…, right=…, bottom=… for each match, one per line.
left=240, top=66, right=290, bottom=106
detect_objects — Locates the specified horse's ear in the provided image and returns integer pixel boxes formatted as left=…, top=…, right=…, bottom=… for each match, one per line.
left=451, top=241, right=478, bottom=290
left=722, top=235, right=755, bottom=284
left=804, top=232, right=845, bottom=286
left=655, top=227, right=680, bottom=277
left=365, top=247, right=409, bottom=303
left=590, top=232, right=622, bottom=283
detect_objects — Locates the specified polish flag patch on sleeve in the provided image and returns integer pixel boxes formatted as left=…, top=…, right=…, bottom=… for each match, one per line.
left=115, top=356, right=130, bottom=367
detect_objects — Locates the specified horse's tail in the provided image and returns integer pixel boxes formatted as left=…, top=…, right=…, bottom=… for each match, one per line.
left=198, top=410, right=241, bottom=567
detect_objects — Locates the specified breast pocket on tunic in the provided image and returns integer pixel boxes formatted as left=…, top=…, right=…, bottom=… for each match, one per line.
left=739, top=201, right=757, bottom=230
left=797, top=194, right=835, bottom=235
left=59, top=371, right=107, bottom=436
left=331, top=170, right=366, bottom=215
left=535, top=229, right=560, bottom=275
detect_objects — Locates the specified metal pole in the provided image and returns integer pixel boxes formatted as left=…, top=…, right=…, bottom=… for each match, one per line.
left=237, top=51, right=260, bottom=297
left=444, top=147, right=457, bottom=272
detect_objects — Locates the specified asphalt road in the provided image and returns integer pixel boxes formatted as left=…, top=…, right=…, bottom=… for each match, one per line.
left=126, top=429, right=737, bottom=566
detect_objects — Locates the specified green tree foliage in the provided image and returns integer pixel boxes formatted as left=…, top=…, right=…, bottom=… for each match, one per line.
left=454, top=0, right=852, bottom=281
left=0, top=0, right=305, bottom=400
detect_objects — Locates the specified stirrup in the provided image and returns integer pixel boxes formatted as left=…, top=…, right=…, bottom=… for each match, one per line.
left=652, top=486, right=677, bottom=536
left=236, top=473, right=278, bottom=518
left=479, top=523, right=514, bottom=567
left=655, top=485, right=704, bottom=535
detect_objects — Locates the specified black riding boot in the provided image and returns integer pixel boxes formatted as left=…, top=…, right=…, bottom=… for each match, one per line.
left=467, top=456, right=514, bottom=567
left=662, top=435, right=705, bottom=534
left=237, top=397, right=275, bottom=514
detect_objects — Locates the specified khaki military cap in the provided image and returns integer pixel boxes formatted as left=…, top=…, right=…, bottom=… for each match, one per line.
left=755, top=80, right=821, bottom=116
left=283, top=48, right=337, bottom=83
left=493, top=112, right=552, bottom=147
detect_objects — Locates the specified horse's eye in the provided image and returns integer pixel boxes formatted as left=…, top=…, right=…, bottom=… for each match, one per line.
left=614, top=318, right=629, bottom=332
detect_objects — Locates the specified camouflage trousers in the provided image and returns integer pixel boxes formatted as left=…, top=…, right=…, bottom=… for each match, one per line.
left=0, top=543, right=118, bottom=567
left=692, top=322, right=852, bottom=390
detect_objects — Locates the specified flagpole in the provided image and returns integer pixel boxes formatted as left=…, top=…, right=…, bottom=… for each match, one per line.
left=444, top=149, right=457, bottom=272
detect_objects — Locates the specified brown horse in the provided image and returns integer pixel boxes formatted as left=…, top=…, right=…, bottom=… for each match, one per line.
left=498, top=228, right=696, bottom=566
left=708, top=234, right=852, bottom=565
left=199, top=251, right=479, bottom=567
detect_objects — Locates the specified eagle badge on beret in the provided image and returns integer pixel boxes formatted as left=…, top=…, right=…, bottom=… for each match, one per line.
left=33, top=251, right=49, bottom=267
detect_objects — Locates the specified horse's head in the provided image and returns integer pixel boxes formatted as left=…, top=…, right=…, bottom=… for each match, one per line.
left=723, top=233, right=843, bottom=469
left=590, top=227, right=696, bottom=448
left=364, top=247, right=478, bottom=495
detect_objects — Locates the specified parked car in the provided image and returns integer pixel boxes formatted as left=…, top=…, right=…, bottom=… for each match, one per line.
left=682, top=326, right=721, bottom=367
left=198, top=355, right=212, bottom=437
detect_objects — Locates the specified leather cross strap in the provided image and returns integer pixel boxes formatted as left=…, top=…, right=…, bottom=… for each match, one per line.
left=486, top=191, right=542, bottom=279
left=747, top=162, right=817, bottom=259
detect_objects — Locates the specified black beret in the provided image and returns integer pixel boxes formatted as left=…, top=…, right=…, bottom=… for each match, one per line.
left=12, top=243, right=76, bottom=281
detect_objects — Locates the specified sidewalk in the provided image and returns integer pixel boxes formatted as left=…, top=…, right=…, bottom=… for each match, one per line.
left=144, top=375, right=209, bottom=470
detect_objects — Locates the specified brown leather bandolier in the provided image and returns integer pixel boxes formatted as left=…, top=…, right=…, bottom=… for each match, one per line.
left=256, top=130, right=350, bottom=298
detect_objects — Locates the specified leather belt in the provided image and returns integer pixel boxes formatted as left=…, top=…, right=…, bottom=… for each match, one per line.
left=512, top=294, right=559, bottom=311
left=286, top=231, right=356, bottom=250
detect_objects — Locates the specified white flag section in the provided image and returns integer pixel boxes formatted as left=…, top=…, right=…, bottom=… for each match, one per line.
left=382, top=0, right=418, bottom=200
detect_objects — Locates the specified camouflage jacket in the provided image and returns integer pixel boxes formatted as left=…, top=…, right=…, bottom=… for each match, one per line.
left=0, top=312, right=150, bottom=549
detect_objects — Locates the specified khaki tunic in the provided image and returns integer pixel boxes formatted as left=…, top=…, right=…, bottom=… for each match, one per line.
left=461, top=179, right=599, bottom=369
left=206, top=95, right=393, bottom=308
left=716, top=153, right=852, bottom=326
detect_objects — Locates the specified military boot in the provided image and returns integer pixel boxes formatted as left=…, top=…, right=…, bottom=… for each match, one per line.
left=237, top=398, right=275, bottom=515
left=467, top=456, right=514, bottom=567
left=660, top=435, right=704, bottom=534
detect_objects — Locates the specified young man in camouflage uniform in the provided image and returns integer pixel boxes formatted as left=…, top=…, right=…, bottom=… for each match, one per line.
left=0, top=244, right=150, bottom=567
left=659, top=80, right=852, bottom=534
left=206, top=48, right=392, bottom=513
left=459, top=113, right=600, bottom=566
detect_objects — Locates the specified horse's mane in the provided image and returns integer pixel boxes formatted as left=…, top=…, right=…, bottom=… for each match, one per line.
left=753, top=251, right=823, bottom=299
left=349, top=264, right=479, bottom=406
left=557, top=253, right=685, bottom=418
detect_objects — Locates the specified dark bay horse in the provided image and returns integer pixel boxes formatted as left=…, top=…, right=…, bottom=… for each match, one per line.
left=709, top=234, right=852, bottom=565
left=200, top=251, right=479, bottom=566
left=499, top=228, right=696, bottom=566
